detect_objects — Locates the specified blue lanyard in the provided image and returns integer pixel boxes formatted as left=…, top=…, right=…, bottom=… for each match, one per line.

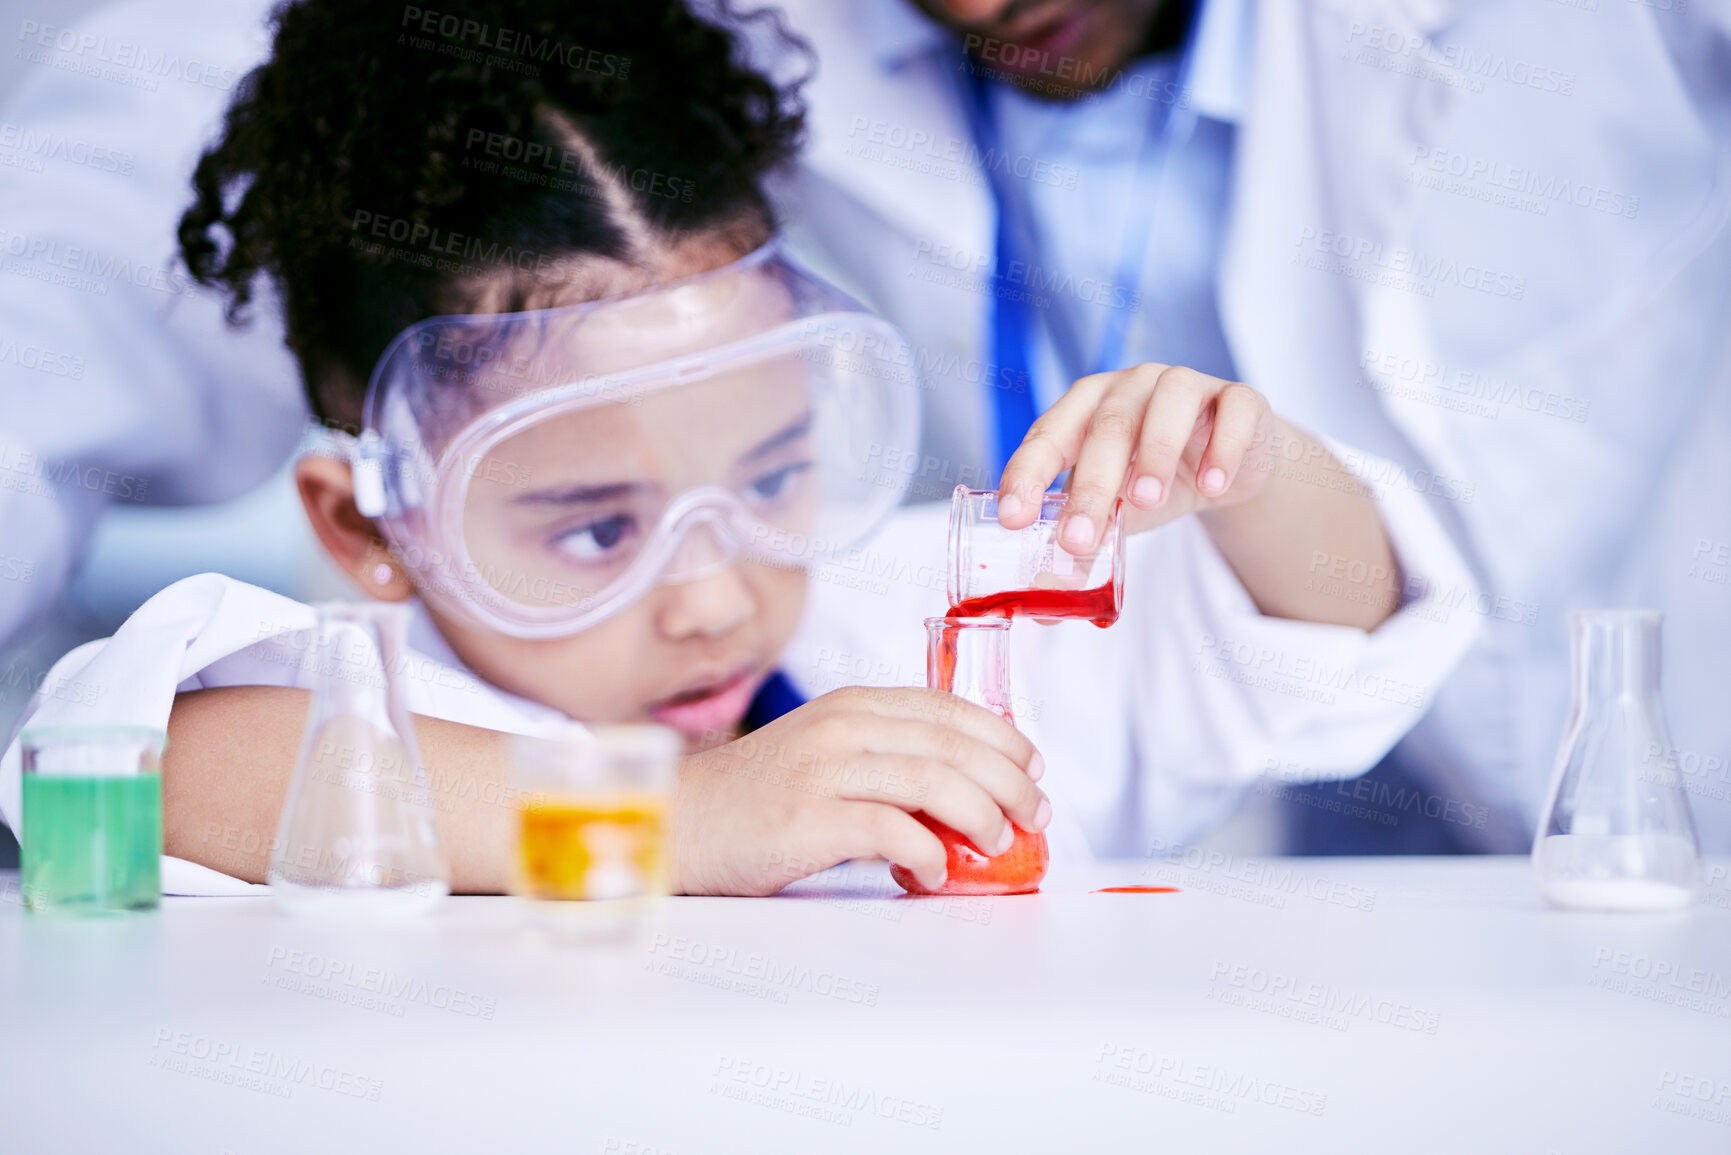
left=959, top=17, right=1203, bottom=476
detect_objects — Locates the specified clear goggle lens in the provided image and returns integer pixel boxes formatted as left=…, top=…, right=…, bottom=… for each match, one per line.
left=363, top=243, right=921, bottom=637
left=448, top=349, right=851, bottom=627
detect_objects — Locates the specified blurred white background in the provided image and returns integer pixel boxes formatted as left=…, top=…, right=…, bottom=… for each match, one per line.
left=0, top=0, right=353, bottom=863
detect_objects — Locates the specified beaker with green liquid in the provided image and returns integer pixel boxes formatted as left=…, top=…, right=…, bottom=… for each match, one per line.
left=20, top=725, right=163, bottom=914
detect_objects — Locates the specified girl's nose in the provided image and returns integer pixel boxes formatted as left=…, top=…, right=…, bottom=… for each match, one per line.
left=655, top=561, right=756, bottom=640
left=655, top=523, right=756, bottom=640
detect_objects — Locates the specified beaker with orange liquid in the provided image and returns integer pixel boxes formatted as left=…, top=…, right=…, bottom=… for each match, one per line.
left=511, top=727, right=679, bottom=910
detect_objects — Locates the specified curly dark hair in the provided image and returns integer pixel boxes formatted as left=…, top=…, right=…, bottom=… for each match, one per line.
left=180, top=0, right=806, bottom=427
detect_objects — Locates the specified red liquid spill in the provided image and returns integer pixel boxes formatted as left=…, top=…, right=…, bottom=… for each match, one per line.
left=1092, top=886, right=1181, bottom=894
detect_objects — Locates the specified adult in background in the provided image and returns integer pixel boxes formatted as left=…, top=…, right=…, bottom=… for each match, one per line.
left=753, top=0, right=1731, bottom=854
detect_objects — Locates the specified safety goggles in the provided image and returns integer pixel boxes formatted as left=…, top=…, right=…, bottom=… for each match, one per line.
left=340, top=242, right=921, bottom=638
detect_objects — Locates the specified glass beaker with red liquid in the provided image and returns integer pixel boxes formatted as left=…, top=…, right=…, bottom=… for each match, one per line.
left=891, top=617, right=1048, bottom=896
left=947, top=487, right=1124, bottom=626
left=891, top=488, right=1127, bottom=896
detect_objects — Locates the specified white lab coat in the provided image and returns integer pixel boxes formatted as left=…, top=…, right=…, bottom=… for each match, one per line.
left=0, top=574, right=589, bottom=895
left=757, top=0, right=1731, bottom=849
left=0, top=0, right=303, bottom=641
left=0, top=461, right=1479, bottom=893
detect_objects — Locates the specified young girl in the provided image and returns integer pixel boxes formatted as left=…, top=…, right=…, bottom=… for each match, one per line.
left=0, top=0, right=1477, bottom=896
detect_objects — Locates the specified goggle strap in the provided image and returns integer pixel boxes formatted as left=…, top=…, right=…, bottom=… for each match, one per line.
left=352, top=431, right=390, bottom=518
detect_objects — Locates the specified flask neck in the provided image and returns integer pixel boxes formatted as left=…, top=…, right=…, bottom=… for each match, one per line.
left=1572, top=611, right=1662, bottom=706
left=308, top=605, right=407, bottom=727
left=927, top=617, right=1014, bottom=724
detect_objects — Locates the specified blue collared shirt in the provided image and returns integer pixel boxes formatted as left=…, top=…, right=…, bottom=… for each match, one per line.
left=865, top=0, right=1252, bottom=407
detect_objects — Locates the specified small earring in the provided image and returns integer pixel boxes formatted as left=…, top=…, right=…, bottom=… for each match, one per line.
left=372, top=563, right=395, bottom=586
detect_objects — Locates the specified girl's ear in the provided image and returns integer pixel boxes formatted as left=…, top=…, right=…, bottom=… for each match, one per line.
left=294, top=455, right=417, bottom=602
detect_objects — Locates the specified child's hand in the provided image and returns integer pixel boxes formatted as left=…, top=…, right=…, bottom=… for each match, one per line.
left=996, top=363, right=1280, bottom=553
left=670, top=686, right=1049, bottom=896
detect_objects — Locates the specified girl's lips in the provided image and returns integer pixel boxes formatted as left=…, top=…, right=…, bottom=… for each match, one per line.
left=648, top=667, right=764, bottom=739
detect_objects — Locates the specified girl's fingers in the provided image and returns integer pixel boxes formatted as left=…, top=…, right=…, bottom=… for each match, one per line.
left=994, top=370, right=1118, bottom=528
left=843, top=713, right=1048, bottom=832
left=998, top=364, right=1269, bottom=534
left=834, top=801, right=949, bottom=891
left=1129, top=365, right=1218, bottom=509
left=1058, top=366, right=1162, bottom=553
left=846, top=687, right=1042, bottom=780
left=841, top=754, right=1017, bottom=857
left=1194, top=382, right=1269, bottom=498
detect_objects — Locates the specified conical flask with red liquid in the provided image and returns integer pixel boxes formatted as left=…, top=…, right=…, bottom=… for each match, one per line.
left=890, top=616, right=1048, bottom=895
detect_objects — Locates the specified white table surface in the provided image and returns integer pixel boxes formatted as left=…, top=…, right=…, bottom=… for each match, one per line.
left=2, top=856, right=1729, bottom=1154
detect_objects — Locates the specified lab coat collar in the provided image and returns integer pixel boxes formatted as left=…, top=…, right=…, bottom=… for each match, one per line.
left=1186, top=0, right=1252, bottom=124
left=1219, top=0, right=1475, bottom=532
left=400, top=596, right=591, bottom=741
left=404, top=597, right=467, bottom=672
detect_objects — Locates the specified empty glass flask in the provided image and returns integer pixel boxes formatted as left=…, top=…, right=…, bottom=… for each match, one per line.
left=268, top=603, right=449, bottom=914
left=1532, top=610, right=1700, bottom=912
